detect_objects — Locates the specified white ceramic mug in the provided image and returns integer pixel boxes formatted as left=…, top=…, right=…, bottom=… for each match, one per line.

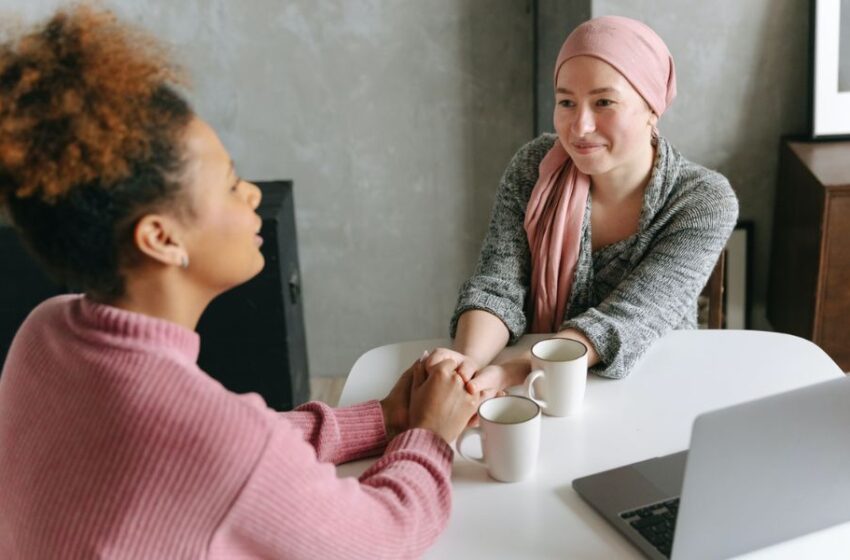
left=523, top=337, right=588, bottom=417
left=456, top=395, right=541, bottom=483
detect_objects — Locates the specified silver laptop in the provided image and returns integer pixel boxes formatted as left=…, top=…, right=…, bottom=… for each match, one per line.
left=572, top=376, right=850, bottom=559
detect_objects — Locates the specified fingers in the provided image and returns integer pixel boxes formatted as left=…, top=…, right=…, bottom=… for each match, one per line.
left=454, top=360, right=477, bottom=384
left=414, top=358, right=458, bottom=392
left=429, top=358, right=461, bottom=381
left=464, top=364, right=521, bottom=397
left=465, top=371, right=496, bottom=396
left=411, top=359, right=427, bottom=390
left=424, top=347, right=448, bottom=368
left=408, top=358, right=485, bottom=442
left=423, top=347, right=474, bottom=383
left=478, top=388, right=500, bottom=401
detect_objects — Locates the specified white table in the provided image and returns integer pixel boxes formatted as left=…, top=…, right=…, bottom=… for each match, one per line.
left=337, top=330, right=845, bottom=559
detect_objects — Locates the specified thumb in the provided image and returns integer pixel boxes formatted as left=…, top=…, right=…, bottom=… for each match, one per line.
left=466, top=367, right=499, bottom=395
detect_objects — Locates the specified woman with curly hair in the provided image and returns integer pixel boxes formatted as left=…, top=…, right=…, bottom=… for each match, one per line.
left=0, top=7, right=479, bottom=559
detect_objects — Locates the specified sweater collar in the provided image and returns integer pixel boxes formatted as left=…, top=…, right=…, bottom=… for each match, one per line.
left=74, top=295, right=201, bottom=363
left=639, top=135, right=680, bottom=230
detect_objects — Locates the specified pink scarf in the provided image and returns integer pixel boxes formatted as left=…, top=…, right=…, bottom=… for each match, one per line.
left=524, top=16, right=676, bottom=333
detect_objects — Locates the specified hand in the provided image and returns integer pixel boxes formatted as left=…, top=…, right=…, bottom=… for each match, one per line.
left=379, top=361, right=416, bottom=440
left=465, top=359, right=531, bottom=399
left=425, top=347, right=479, bottom=384
left=409, top=358, right=482, bottom=443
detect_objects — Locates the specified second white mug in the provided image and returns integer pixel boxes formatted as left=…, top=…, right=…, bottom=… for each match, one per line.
left=524, top=337, right=588, bottom=416
left=457, top=395, right=541, bottom=483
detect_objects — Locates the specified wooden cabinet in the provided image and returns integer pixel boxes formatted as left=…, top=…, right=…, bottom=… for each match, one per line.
left=768, top=140, right=850, bottom=371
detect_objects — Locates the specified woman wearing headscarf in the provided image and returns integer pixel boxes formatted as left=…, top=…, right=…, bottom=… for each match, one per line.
left=0, top=7, right=480, bottom=558
left=429, top=16, right=738, bottom=393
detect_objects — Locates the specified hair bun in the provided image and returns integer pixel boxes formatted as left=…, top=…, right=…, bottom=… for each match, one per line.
left=0, top=5, right=186, bottom=204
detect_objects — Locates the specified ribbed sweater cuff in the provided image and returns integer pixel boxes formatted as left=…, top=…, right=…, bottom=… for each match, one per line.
left=387, top=429, right=454, bottom=465
left=329, top=400, right=389, bottom=461
left=562, top=310, right=624, bottom=379
left=451, top=297, right=525, bottom=344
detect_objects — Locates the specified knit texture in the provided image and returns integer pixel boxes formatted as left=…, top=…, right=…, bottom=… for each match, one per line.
left=0, top=295, right=453, bottom=559
left=451, top=134, right=739, bottom=378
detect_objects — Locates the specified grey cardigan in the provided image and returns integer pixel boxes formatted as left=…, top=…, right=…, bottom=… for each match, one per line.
left=450, top=134, right=739, bottom=379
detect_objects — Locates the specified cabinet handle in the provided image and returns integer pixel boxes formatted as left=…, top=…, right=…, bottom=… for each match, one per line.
left=289, top=269, right=301, bottom=305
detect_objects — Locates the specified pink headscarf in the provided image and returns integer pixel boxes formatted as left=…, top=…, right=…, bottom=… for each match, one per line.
left=524, top=16, right=676, bottom=333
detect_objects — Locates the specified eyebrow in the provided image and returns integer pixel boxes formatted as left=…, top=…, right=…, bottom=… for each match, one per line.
left=556, top=87, right=619, bottom=95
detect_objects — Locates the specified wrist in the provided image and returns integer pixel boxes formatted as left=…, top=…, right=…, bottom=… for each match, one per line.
left=503, top=357, right=532, bottom=378
left=410, top=421, right=452, bottom=444
left=451, top=345, right=483, bottom=369
left=379, top=398, right=402, bottom=440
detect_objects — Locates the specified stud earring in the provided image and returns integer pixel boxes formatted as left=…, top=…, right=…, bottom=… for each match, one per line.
left=180, top=254, right=189, bottom=269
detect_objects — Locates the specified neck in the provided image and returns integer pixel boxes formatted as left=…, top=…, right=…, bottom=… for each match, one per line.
left=591, top=140, right=656, bottom=204
left=105, top=266, right=214, bottom=331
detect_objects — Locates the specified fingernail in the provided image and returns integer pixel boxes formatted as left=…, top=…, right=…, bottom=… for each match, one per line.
left=419, top=350, right=430, bottom=363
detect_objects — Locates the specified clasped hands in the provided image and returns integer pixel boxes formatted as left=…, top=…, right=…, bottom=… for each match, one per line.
left=424, top=347, right=531, bottom=400
left=380, top=353, right=482, bottom=444
left=380, top=348, right=531, bottom=444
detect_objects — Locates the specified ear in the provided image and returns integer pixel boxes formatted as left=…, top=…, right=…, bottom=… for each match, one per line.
left=648, top=111, right=659, bottom=128
left=133, top=213, right=187, bottom=268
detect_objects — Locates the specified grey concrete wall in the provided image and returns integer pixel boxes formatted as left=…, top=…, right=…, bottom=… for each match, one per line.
left=1, top=0, right=534, bottom=377
left=11, top=0, right=807, bottom=374
left=534, top=0, right=591, bottom=135
left=584, top=0, right=810, bottom=330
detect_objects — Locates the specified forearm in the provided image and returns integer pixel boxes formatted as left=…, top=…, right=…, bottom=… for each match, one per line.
left=282, top=400, right=388, bottom=465
left=452, top=309, right=510, bottom=367
left=210, top=425, right=453, bottom=559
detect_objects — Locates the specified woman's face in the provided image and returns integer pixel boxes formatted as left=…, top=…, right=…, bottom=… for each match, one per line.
left=176, top=118, right=265, bottom=295
left=553, top=55, right=656, bottom=177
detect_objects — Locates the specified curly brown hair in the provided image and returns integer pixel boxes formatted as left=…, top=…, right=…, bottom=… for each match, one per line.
left=0, top=5, right=193, bottom=297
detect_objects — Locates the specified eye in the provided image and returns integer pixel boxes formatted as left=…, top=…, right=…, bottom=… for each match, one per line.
left=596, top=99, right=615, bottom=107
left=557, top=99, right=575, bottom=108
left=230, top=178, right=241, bottom=192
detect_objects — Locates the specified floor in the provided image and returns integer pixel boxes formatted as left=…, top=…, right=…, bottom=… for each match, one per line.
left=309, top=376, right=347, bottom=407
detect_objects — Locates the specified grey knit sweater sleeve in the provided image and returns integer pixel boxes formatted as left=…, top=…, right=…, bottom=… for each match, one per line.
left=563, top=161, right=739, bottom=379
left=449, top=136, right=555, bottom=341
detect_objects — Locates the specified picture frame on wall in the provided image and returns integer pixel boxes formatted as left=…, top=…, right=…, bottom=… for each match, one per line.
left=725, top=221, right=753, bottom=330
left=810, top=0, right=850, bottom=138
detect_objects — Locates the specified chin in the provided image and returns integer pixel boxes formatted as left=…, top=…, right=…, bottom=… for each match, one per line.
left=248, top=254, right=265, bottom=279
left=229, top=255, right=266, bottom=291
left=569, top=156, right=611, bottom=176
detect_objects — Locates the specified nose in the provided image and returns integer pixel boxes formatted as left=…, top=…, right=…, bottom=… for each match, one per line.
left=246, top=181, right=262, bottom=210
left=570, top=105, right=596, bottom=137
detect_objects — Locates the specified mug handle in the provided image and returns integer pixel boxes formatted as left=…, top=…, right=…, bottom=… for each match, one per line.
left=456, top=427, right=487, bottom=467
left=524, top=369, right=548, bottom=412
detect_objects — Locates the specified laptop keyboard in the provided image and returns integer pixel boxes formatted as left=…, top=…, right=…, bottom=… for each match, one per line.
left=619, top=498, right=680, bottom=558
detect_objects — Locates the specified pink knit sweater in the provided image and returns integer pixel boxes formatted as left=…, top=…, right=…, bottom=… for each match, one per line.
left=0, top=295, right=453, bottom=559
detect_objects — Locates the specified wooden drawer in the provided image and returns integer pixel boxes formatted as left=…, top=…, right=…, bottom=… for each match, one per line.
left=769, top=140, right=850, bottom=371
left=817, top=191, right=850, bottom=368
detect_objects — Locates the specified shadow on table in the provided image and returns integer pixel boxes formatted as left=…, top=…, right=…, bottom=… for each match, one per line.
left=335, top=451, right=506, bottom=486
left=554, top=483, right=637, bottom=554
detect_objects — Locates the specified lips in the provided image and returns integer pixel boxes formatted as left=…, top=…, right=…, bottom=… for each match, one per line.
left=571, top=141, right=606, bottom=155
left=254, top=218, right=263, bottom=247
